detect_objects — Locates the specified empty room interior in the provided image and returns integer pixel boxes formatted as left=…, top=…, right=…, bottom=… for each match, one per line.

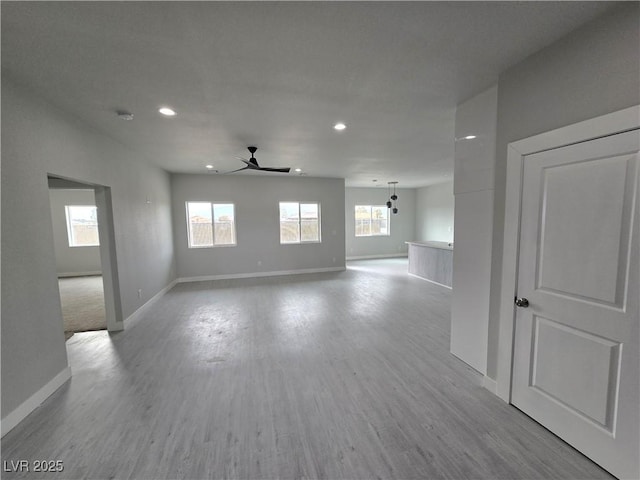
left=1, top=2, right=639, bottom=480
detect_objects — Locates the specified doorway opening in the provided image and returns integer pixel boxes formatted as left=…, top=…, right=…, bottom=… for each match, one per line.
left=48, top=175, right=123, bottom=339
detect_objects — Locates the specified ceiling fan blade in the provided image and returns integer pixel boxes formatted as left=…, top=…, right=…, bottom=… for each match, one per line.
left=230, top=148, right=288, bottom=173
left=235, top=157, right=261, bottom=168
left=223, top=166, right=251, bottom=174
left=259, top=167, right=291, bottom=173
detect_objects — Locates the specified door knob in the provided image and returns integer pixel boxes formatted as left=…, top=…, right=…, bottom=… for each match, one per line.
left=515, top=297, right=529, bottom=308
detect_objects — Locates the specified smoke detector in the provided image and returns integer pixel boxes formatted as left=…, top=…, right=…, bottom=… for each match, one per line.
left=116, top=110, right=134, bottom=121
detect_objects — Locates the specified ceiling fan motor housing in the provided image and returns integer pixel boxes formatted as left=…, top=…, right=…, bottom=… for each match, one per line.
left=247, top=146, right=259, bottom=166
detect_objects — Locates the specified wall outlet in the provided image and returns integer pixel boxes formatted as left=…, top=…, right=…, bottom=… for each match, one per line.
left=137, top=289, right=142, bottom=299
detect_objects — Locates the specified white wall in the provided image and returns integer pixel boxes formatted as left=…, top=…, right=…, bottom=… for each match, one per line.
left=450, top=86, right=497, bottom=375
left=487, top=3, right=640, bottom=380
left=172, top=174, right=346, bottom=278
left=1, top=78, right=176, bottom=423
left=48, top=188, right=102, bottom=276
left=415, top=182, right=454, bottom=243
left=345, top=187, right=415, bottom=259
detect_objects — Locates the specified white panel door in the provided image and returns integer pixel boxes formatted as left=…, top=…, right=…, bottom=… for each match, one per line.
left=512, top=129, right=639, bottom=480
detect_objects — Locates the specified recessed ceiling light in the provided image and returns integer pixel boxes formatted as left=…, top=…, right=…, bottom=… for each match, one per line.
left=158, top=107, right=176, bottom=116
left=205, top=164, right=214, bottom=170
left=334, top=122, right=346, bottom=131
left=294, top=168, right=302, bottom=172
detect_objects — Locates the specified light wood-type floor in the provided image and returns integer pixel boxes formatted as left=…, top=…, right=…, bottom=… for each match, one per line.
left=2, top=259, right=612, bottom=479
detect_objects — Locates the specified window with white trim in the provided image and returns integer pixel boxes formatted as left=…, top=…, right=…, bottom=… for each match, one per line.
left=65, top=205, right=99, bottom=247
left=355, top=205, right=389, bottom=236
left=186, top=202, right=236, bottom=247
left=279, top=202, right=320, bottom=244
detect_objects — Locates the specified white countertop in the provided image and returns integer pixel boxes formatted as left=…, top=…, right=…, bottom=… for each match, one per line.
left=405, top=240, right=453, bottom=251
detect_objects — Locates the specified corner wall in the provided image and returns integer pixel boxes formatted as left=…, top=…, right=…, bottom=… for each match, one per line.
left=1, top=78, right=176, bottom=427
left=487, top=3, right=640, bottom=380
left=345, top=187, right=415, bottom=259
left=415, top=182, right=454, bottom=243
left=450, top=86, right=497, bottom=375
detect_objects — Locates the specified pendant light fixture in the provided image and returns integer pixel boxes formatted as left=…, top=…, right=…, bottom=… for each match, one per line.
left=387, top=181, right=399, bottom=214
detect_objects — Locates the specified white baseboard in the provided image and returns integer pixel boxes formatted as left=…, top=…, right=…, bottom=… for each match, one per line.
left=407, top=272, right=452, bottom=290
left=57, top=271, right=102, bottom=278
left=482, top=375, right=498, bottom=395
left=346, top=253, right=408, bottom=260
left=123, top=279, right=178, bottom=328
left=177, top=266, right=345, bottom=283
left=1, top=367, right=71, bottom=438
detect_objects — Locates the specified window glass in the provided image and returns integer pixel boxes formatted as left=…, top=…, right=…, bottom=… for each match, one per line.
left=65, top=205, right=99, bottom=246
left=186, top=202, right=236, bottom=247
left=280, top=202, right=320, bottom=243
left=355, top=205, right=372, bottom=236
left=355, top=205, right=389, bottom=237
left=213, top=203, right=236, bottom=245
left=300, top=203, right=320, bottom=242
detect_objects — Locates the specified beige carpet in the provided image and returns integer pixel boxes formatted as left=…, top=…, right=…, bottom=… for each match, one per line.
left=59, top=275, right=106, bottom=340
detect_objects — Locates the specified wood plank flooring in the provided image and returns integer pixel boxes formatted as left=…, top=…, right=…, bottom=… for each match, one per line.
left=1, top=259, right=613, bottom=479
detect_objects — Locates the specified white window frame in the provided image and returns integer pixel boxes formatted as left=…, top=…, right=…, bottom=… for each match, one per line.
left=65, top=205, right=100, bottom=247
left=186, top=201, right=237, bottom=248
left=279, top=201, right=321, bottom=244
left=354, top=205, right=390, bottom=237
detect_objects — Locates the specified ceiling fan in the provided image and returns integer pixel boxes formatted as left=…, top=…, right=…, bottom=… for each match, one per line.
left=226, top=146, right=291, bottom=174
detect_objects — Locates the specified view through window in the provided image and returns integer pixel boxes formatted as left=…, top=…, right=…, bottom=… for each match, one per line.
left=355, top=205, right=389, bottom=236
left=280, top=202, right=320, bottom=243
left=65, top=205, right=99, bottom=247
left=186, top=202, right=236, bottom=247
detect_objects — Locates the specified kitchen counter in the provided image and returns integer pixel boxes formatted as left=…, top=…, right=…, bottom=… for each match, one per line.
left=405, top=241, right=453, bottom=288
left=405, top=240, right=453, bottom=250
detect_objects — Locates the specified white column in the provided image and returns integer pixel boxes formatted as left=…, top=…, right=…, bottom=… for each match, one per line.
left=450, top=86, right=497, bottom=375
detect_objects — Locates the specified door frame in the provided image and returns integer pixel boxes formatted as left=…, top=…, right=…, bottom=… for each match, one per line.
left=94, top=185, right=124, bottom=331
left=495, top=105, right=640, bottom=402
left=48, top=175, right=124, bottom=333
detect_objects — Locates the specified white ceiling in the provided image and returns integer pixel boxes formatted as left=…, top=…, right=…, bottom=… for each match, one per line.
left=1, top=2, right=615, bottom=187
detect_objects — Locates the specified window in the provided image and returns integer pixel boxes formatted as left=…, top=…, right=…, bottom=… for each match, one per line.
left=279, top=202, right=320, bottom=243
left=355, top=205, right=389, bottom=236
left=186, top=202, right=236, bottom=247
left=65, top=205, right=99, bottom=247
